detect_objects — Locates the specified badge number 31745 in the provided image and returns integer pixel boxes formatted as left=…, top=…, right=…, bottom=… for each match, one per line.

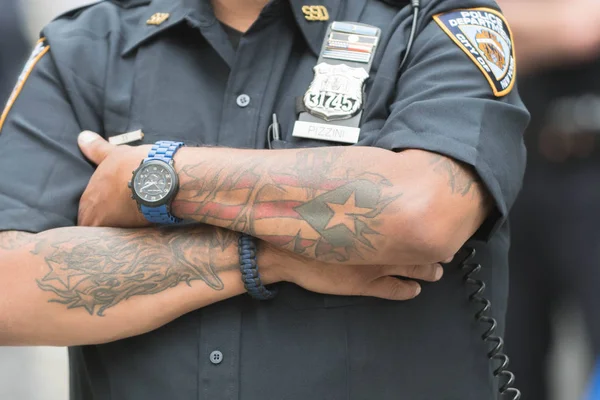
left=305, top=92, right=355, bottom=115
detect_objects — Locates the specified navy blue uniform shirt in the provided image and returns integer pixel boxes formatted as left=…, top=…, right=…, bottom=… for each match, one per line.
left=0, top=0, right=29, bottom=103
left=0, top=0, right=529, bottom=398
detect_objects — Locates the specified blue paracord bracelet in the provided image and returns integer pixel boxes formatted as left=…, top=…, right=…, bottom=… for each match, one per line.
left=239, top=234, right=277, bottom=300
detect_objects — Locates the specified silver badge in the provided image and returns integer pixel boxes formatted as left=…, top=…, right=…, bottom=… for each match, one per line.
left=303, top=63, right=369, bottom=121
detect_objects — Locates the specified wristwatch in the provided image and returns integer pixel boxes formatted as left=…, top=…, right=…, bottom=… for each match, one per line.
left=128, top=140, right=185, bottom=224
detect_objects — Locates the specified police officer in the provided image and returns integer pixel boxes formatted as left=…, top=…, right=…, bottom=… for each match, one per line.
left=0, top=0, right=528, bottom=399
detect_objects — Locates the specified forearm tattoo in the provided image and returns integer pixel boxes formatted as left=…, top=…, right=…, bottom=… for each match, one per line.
left=428, top=153, right=480, bottom=196
left=0, top=231, right=33, bottom=250
left=35, top=227, right=238, bottom=316
left=174, top=148, right=399, bottom=262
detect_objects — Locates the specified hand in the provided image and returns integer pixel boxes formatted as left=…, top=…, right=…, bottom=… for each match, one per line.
left=77, top=131, right=152, bottom=228
left=262, top=243, right=443, bottom=300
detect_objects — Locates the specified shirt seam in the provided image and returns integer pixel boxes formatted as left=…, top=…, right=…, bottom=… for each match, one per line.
left=384, top=129, right=479, bottom=159
left=377, top=129, right=506, bottom=222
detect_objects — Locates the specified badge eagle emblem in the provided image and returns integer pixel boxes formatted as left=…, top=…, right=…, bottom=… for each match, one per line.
left=475, top=30, right=506, bottom=71
left=304, top=63, right=369, bottom=121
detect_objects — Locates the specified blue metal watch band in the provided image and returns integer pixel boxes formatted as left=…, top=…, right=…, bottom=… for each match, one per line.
left=145, top=140, right=185, bottom=163
left=141, top=141, right=185, bottom=225
left=239, top=234, right=277, bottom=301
left=140, top=204, right=181, bottom=225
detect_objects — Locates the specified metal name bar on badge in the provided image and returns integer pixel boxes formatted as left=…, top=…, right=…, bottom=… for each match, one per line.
left=292, top=21, right=380, bottom=145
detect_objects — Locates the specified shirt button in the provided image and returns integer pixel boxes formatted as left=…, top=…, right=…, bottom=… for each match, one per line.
left=209, top=350, right=223, bottom=365
left=236, top=94, right=251, bottom=108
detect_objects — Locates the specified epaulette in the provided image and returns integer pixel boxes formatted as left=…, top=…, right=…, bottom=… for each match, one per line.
left=52, top=1, right=101, bottom=21
left=377, top=0, right=411, bottom=7
left=109, top=0, right=151, bottom=8
left=53, top=0, right=150, bottom=21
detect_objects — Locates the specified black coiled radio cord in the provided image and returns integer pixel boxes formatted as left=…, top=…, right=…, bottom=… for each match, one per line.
left=401, top=2, right=522, bottom=396
left=460, top=248, right=521, bottom=400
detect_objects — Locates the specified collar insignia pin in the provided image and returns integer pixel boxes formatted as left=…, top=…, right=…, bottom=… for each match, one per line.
left=302, top=5, right=329, bottom=21
left=147, top=13, right=170, bottom=26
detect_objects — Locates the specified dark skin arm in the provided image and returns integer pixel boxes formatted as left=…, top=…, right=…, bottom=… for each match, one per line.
left=171, top=146, right=489, bottom=265
left=0, top=227, right=441, bottom=346
left=0, top=226, right=249, bottom=346
left=77, top=133, right=491, bottom=266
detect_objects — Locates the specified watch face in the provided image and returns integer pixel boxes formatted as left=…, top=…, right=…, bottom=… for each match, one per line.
left=132, top=161, right=177, bottom=205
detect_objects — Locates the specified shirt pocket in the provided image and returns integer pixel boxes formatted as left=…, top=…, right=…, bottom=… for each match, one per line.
left=103, top=37, right=225, bottom=147
left=266, top=109, right=376, bottom=310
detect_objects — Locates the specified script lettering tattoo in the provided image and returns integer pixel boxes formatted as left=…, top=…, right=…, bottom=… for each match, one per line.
left=0, top=231, right=34, bottom=250
left=174, top=148, right=399, bottom=262
left=35, top=227, right=238, bottom=316
left=428, top=153, right=479, bottom=196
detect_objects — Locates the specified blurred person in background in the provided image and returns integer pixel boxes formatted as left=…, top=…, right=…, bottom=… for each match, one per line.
left=499, top=1, right=600, bottom=399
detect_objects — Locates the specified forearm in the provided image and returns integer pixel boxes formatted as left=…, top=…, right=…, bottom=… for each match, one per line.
left=0, top=226, right=277, bottom=346
left=172, top=146, right=489, bottom=265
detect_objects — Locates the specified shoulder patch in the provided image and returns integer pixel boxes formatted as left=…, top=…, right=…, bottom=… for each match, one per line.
left=433, top=8, right=516, bottom=97
left=0, top=39, right=50, bottom=133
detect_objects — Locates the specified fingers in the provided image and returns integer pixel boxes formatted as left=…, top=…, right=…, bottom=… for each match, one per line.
left=78, top=131, right=115, bottom=165
left=360, top=263, right=444, bottom=301
left=442, top=255, right=454, bottom=264
left=382, top=263, right=443, bottom=282
left=363, top=276, right=421, bottom=301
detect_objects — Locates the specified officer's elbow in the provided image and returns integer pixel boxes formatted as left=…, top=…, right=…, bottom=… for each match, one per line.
left=410, top=221, right=461, bottom=264
left=404, top=219, right=456, bottom=264
left=0, top=303, right=13, bottom=346
left=382, top=197, right=465, bottom=264
left=0, top=261, right=19, bottom=346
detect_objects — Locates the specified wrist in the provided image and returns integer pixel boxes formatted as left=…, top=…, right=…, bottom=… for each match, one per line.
left=238, top=235, right=278, bottom=300
left=257, top=241, right=317, bottom=286
left=255, top=241, right=287, bottom=285
left=258, top=240, right=313, bottom=286
left=171, top=146, right=198, bottom=220
left=172, top=146, right=194, bottom=173
left=130, top=141, right=185, bottom=225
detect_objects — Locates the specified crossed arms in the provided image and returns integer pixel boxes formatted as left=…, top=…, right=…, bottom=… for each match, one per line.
left=0, top=143, right=490, bottom=346
left=170, top=146, right=490, bottom=265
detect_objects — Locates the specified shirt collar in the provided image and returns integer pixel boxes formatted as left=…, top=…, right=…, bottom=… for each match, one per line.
left=122, top=0, right=367, bottom=56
